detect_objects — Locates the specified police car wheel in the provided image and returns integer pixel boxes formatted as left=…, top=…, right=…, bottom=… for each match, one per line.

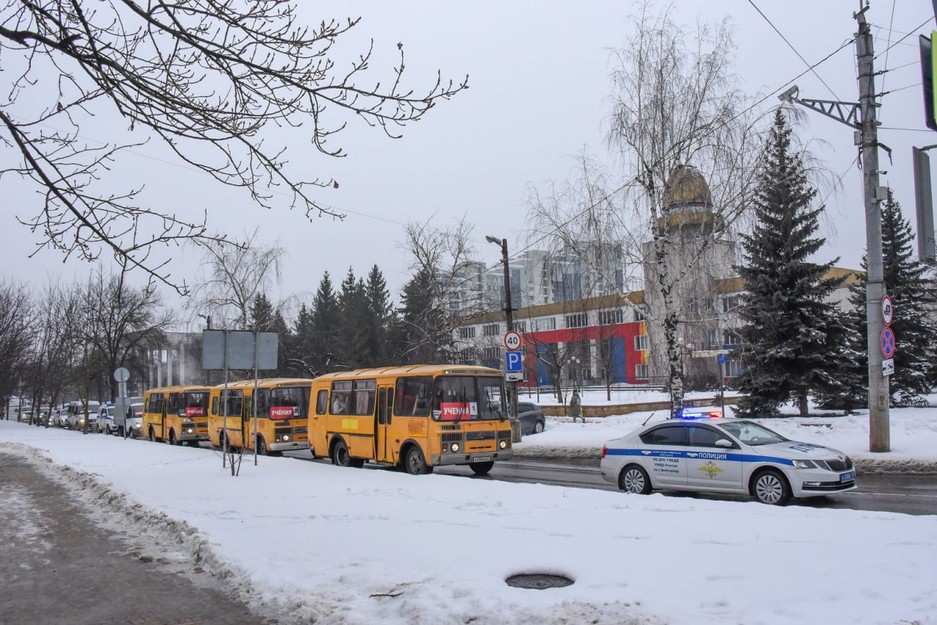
left=619, top=465, right=652, bottom=495
left=752, top=469, right=790, bottom=505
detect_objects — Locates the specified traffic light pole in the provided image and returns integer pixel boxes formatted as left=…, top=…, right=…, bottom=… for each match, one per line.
left=780, top=6, right=889, bottom=451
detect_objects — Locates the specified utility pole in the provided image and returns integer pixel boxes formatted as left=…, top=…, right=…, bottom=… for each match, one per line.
left=779, top=5, right=889, bottom=451
left=486, top=235, right=521, bottom=442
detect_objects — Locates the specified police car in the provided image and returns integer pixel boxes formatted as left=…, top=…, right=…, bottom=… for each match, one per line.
left=600, top=416, right=856, bottom=505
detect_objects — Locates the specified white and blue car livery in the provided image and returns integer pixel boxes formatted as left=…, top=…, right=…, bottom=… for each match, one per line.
left=600, top=418, right=856, bottom=505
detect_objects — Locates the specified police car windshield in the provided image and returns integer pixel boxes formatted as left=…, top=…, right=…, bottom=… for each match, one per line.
left=720, top=420, right=788, bottom=446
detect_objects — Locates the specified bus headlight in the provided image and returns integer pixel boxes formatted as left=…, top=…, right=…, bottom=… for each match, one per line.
left=499, top=440, right=507, bottom=450
left=185, top=427, right=194, bottom=435
left=450, top=442, right=460, bottom=453
left=282, top=434, right=291, bottom=442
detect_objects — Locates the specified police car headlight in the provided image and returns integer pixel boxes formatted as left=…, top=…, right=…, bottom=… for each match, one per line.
left=499, top=440, right=507, bottom=450
left=450, top=442, right=460, bottom=453
left=792, top=459, right=818, bottom=469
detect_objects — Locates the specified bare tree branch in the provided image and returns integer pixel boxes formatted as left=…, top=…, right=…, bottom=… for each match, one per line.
left=0, top=1, right=468, bottom=292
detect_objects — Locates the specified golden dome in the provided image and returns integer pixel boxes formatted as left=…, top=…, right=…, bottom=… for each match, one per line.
left=663, top=165, right=712, bottom=207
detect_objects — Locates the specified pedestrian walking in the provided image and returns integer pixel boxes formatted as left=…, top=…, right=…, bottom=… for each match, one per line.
left=569, top=389, right=583, bottom=423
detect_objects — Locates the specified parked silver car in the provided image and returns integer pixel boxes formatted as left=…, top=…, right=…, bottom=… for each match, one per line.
left=517, top=401, right=546, bottom=435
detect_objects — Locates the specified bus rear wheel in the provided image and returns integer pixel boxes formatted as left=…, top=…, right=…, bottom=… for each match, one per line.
left=168, top=429, right=177, bottom=445
left=403, top=446, right=432, bottom=475
left=469, top=461, right=494, bottom=476
left=331, top=439, right=352, bottom=467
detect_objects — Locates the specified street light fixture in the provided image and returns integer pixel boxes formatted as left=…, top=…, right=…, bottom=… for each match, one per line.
left=486, top=234, right=521, bottom=442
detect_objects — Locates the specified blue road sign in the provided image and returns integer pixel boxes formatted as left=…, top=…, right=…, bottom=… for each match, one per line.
left=505, top=351, right=523, bottom=372
left=717, top=353, right=727, bottom=366
left=881, top=327, right=897, bottom=359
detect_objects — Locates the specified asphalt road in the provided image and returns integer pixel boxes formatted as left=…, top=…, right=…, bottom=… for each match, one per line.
left=435, top=458, right=937, bottom=515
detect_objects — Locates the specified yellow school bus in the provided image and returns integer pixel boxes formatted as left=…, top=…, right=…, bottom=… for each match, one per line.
left=207, top=378, right=312, bottom=455
left=142, top=385, right=211, bottom=446
left=308, top=365, right=513, bottom=475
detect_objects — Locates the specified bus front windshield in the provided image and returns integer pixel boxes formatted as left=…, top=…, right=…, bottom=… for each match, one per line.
left=433, top=376, right=505, bottom=421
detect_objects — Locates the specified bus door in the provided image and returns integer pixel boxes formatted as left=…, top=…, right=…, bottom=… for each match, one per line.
left=160, top=394, right=167, bottom=439
left=242, top=390, right=253, bottom=450
left=376, top=386, right=394, bottom=463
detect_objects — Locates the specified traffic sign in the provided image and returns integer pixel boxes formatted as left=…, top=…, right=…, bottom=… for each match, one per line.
left=717, top=353, right=727, bottom=366
left=880, top=327, right=897, bottom=359
left=882, top=358, right=895, bottom=377
left=503, top=331, right=521, bottom=351
left=505, top=351, right=523, bottom=372
left=882, top=296, right=894, bottom=326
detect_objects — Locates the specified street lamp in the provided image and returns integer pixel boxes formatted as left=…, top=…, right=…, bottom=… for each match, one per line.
left=486, top=235, right=521, bottom=442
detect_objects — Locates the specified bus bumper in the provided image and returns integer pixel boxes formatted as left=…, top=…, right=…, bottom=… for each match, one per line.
left=434, top=449, right=513, bottom=465
left=268, top=440, right=307, bottom=452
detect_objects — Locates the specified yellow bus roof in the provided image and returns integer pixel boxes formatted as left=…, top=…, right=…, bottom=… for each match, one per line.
left=314, top=364, right=503, bottom=381
left=144, top=384, right=212, bottom=395
left=209, top=377, right=316, bottom=391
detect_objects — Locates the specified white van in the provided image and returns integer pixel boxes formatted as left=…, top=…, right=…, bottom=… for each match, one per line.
left=66, top=400, right=101, bottom=430
left=114, top=397, right=144, bottom=438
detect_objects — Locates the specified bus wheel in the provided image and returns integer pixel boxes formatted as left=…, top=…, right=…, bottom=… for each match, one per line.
left=257, top=437, right=268, bottom=456
left=168, top=430, right=177, bottom=445
left=331, top=439, right=352, bottom=467
left=148, top=427, right=156, bottom=442
left=469, top=461, right=494, bottom=476
left=404, top=446, right=432, bottom=475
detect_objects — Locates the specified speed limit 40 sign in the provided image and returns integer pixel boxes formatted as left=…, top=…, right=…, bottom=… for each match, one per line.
left=503, top=331, right=521, bottom=351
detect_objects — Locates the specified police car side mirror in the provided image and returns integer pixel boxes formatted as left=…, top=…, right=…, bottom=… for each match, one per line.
left=715, top=439, right=733, bottom=448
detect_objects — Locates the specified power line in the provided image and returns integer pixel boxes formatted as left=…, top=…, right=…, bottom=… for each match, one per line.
left=747, top=0, right=842, bottom=100
left=878, top=0, right=897, bottom=94
left=874, top=16, right=932, bottom=59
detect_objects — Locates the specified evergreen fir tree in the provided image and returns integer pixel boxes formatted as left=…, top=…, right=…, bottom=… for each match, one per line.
left=249, top=293, right=275, bottom=331
left=337, top=267, right=369, bottom=367
left=735, top=109, right=848, bottom=416
left=286, top=303, right=316, bottom=376
left=309, top=272, right=341, bottom=372
left=396, top=267, right=451, bottom=364
left=848, top=189, right=936, bottom=405
left=360, top=265, right=393, bottom=367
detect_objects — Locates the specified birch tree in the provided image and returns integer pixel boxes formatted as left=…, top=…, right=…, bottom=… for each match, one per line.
left=606, top=4, right=760, bottom=414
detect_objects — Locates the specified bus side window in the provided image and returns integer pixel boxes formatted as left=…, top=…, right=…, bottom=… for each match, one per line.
left=211, top=396, right=218, bottom=417
left=316, top=390, right=328, bottom=415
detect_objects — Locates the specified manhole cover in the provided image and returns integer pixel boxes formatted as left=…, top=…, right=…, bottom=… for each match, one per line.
left=505, top=573, right=574, bottom=589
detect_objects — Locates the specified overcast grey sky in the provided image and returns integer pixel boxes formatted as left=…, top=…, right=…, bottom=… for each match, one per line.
left=3, top=1, right=935, bottom=325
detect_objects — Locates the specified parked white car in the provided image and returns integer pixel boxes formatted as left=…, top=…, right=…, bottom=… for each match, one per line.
left=98, top=403, right=117, bottom=434
left=122, top=402, right=144, bottom=438
left=600, top=416, right=856, bottom=505
left=66, top=401, right=101, bottom=431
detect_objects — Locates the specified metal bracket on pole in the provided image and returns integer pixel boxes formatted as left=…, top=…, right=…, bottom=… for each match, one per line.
left=778, top=86, right=861, bottom=129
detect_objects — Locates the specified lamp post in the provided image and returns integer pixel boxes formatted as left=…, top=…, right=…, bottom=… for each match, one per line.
left=486, top=235, right=521, bottom=442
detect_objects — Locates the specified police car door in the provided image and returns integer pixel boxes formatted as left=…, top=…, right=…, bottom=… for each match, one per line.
left=685, top=424, right=743, bottom=492
left=641, top=424, right=688, bottom=487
